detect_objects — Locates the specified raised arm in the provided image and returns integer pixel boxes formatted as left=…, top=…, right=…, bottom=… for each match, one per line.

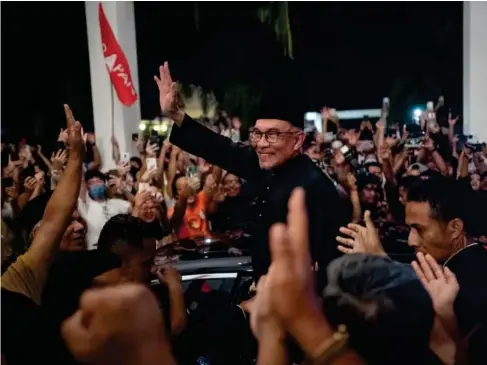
left=25, top=105, right=84, bottom=268
left=170, top=114, right=260, bottom=179
left=154, top=62, right=261, bottom=180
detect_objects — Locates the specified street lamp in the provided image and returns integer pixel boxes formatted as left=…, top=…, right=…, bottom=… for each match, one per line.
left=413, top=108, right=422, bottom=122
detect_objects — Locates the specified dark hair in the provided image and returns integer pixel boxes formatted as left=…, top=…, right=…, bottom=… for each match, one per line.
left=303, top=132, right=316, bottom=150
left=2, top=177, right=14, bottom=189
left=171, top=173, right=186, bottom=199
left=398, top=175, right=421, bottom=190
left=84, top=170, right=106, bottom=183
left=97, top=214, right=155, bottom=252
left=130, top=156, right=142, bottom=167
left=407, top=178, right=469, bottom=226
left=357, top=173, right=381, bottom=192
left=323, top=254, right=436, bottom=365
left=364, top=161, right=381, bottom=170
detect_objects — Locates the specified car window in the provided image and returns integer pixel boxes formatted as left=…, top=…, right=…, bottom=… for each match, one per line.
left=182, top=274, right=238, bottom=316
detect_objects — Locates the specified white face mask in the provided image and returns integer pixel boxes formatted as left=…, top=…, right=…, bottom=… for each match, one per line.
left=2, top=202, right=14, bottom=219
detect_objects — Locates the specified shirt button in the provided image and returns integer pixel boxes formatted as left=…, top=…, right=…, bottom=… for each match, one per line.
left=258, top=214, right=262, bottom=218
left=266, top=186, right=270, bottom=190
left=262, top=200, right=266, bottom=204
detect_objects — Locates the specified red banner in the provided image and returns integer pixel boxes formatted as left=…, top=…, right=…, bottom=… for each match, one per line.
left=98, top=3, right=138, bottom=106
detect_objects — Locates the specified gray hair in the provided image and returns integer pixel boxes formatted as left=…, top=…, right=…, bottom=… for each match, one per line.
left=323, top=254, right=417, bottom=321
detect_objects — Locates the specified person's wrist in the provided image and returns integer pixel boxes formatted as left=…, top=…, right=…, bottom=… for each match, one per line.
left=256, top=326, right=287, bottom=345
left=169, top=110, right=185, bottom=125
left=435, top=302, right=455, bottom=318
left=166, top=281, right=183, bottom=293
left=288, top=307, right=334, bottom=358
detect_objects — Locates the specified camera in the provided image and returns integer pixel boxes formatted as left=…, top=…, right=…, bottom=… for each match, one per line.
left=463, top=135, right=485, bottom=153
left=404, top=137, right=424, bottom=149
left=465, top=142, right=485, bottom=153
left=339, top=145, right=367, bottom=176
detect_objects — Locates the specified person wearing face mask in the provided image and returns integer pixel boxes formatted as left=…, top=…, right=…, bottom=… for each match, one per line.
left=77, top=170, right=131, bottom=250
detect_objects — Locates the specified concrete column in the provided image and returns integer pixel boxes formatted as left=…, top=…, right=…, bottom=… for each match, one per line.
left=85, top=1, right=141, bottom=171
left=463, top=2, right=487, bottom=143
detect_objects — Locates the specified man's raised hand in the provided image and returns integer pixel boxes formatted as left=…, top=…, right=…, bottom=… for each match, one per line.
left=154, top=62, right=183, bottom=124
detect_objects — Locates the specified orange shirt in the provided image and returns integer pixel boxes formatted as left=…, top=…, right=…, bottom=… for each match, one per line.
left=168, top=191, right=209, bottom=239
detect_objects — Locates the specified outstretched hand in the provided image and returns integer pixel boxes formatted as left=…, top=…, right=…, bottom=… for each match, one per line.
left=336, top=210, right=386, bottom=256
left=154, top=62, right=182, bottom=123
left=411, top=253, right=459, bottom=318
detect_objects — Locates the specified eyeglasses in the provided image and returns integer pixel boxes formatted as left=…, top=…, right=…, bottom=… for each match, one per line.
left=250, top=129, right=297, bottom=144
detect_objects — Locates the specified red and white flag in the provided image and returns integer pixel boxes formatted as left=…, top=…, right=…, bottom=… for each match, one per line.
left=98, top=3, right=138, bottom=106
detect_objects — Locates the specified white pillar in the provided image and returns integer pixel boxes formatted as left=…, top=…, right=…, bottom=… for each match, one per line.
left=463, top=2, right=487, bottom=143
left=85, top=1, right=141, bottom=171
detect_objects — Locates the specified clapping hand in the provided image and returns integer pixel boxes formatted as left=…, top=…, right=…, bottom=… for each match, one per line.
left=336, top=210, right=387, bottom=256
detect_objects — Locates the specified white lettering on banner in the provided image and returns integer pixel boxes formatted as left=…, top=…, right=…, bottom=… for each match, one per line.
left=117, top=73, right=136, bottom=95
left=104, top=53, right=136, bottom=95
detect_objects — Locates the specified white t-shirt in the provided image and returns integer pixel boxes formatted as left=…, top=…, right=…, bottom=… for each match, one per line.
left=78, top=195, right=131, bottom=250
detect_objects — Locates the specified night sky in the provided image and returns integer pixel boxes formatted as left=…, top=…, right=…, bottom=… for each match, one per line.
left=1, top=2, right=463, bottom=144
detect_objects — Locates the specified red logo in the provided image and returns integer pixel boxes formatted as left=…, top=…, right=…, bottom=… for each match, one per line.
left=98, top=3, right=138, bottom=107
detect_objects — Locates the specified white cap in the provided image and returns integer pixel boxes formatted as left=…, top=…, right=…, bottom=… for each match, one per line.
left=426, top=101, right=434, bottom=110
left=383, top=97, right=390, bottom=104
